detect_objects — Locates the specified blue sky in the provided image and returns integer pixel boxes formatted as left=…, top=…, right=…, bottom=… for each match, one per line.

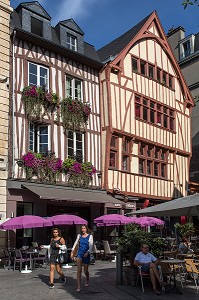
left=11, top=0, right=199, bottom=50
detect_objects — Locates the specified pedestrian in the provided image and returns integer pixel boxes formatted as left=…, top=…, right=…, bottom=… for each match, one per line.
left=70, top=225, right=93, bottom=292
left=41, top=227, right=67, bottom=289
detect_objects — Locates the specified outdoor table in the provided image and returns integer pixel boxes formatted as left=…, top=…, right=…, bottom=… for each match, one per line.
left=161, top=259, right=185, bottom=295
left=163, top=251, right=176, bottom=259
left=176, top=253, right=195, bottom=259
left=20, top=250, right=35, bottom=274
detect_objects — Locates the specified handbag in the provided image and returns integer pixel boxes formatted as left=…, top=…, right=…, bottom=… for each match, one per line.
left=57, top=251, right=68, bottom=264
left=72, top=236, right=80, bottom=260
left=73, top=242, right=79, bottom=258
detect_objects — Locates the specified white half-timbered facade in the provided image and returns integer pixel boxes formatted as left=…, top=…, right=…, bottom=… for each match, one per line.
left=7, top=1, right=123, bottom=247
left=98, top=12, right=194, bottom=212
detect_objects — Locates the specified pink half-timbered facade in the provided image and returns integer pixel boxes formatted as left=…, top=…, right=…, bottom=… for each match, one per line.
left=7, top=1, right=123, bottom=247
left=98, top=11, right=194, bottom=211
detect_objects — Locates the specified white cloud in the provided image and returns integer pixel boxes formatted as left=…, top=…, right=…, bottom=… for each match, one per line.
left=53, top=0, right=98, bottom=23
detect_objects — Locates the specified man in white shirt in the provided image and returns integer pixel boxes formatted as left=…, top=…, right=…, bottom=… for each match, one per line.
left=134, top=244, right=163, bottom=295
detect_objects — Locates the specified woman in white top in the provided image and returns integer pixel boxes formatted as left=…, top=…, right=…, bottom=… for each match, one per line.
left=71, top=225, right=93, bottom=292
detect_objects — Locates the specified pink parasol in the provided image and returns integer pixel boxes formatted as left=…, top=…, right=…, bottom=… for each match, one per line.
left=94, top=214, right=131, bottom=226
left=45, top=214, right=88, bottom=225
left=132, top=216, right=164, bottom=227
left=0, top=215, right=52, bottom=230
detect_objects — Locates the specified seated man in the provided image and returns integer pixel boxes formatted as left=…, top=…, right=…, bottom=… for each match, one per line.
left=134, top=244, right=163, bottom=295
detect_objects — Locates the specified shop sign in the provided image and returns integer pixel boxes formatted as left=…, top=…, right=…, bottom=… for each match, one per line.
left=125, top=202, right=136, bottom=209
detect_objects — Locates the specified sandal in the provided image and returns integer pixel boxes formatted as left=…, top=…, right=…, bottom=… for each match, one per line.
left=153, top=289, right=161, bottom=295
left=76, top=288, right=81, bottom=292
left=85, top=283, right=89, bottom=287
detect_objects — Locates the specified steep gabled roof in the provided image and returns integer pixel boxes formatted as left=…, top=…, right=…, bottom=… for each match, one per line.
left=59, top=19, right=84, bottom=36
left=16, top=1, right=51, bottom=20
left=97, top=12, right=153, bottom=62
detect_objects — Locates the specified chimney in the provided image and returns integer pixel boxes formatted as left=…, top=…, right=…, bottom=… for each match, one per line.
left=167, top=26, right=185, bottom=61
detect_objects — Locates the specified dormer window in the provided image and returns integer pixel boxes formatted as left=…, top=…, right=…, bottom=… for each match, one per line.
left=182, top=40, right=191, bottom=58
left=179, top=34, right=195, bottom=59
left=67, top=33, right=77, bottom=51
left=31, top=17, right=43, bottom=37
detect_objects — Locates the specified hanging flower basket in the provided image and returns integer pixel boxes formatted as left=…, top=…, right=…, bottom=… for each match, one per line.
left=63, top=159, right=96, bottom=187
left=21, top=152, right=96, bottom=187
left=61, top=98, right=91, bottom=131
left=21, top=86, right=59, bottom=119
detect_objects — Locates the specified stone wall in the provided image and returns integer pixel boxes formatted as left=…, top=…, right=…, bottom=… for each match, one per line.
left=0, top=0, right=12, bottom=249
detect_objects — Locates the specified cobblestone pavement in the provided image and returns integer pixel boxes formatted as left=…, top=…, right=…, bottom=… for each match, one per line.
left=0, top=261, right=199, bottom=300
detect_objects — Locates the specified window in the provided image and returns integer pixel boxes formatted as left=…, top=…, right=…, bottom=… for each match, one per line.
left=169, top=75, right=173, bottom=89
left=67, top=34, right=77, bottom=51
left=132, top=57, right=138, bottom=72
left=29, top=122, right=50, bottom=153
left=67, top=131, right=84, bottom=162
left=131, top=56, right=174, bottom=90
left=162, top=72, right=167, bottom=86
left=122, top=138, right=131, bottom=171
left=139, top=143, right=168, bottom=178
left=157, top=68, right=161, bottom=83
left=183, top=40, right=191, bottom=58
left=109, top=136, right=118, bottom=168
left=135, top=94, right=175, bottom=130
left=148, top=64, right=154, bottom=79
left=31, top=17, right=43, bottom=37
left=66, top=76, right=82, bottom=100
left=28, top=62, right=49, bottom=88
left=140, top=60, right=146, bottom=75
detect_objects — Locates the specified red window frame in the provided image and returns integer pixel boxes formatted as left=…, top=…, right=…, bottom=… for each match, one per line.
left=138, top=143, right=168, bottom=178
left=109, top=136, right=118, bottom=168
left=135, top=94, right=175, bottom=131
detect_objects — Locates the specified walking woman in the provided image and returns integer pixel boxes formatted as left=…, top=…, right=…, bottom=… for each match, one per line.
left=41, top=228, right=67, bottom=289
left=71, top=225, right=93, bottom=292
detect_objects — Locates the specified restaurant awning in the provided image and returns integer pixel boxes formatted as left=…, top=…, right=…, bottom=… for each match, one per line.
left=21, top=183, right=124, bottom=206
left=132, top=194, right=199, bottom=217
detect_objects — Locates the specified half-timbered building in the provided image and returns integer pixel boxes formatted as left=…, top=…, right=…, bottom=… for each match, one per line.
left=98, top=11, right=194, bottom=213
left=7, top=1, right=123, bottom=247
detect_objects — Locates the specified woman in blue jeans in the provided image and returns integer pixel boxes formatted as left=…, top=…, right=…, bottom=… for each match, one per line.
left=71, top=225, right=93, bottom=292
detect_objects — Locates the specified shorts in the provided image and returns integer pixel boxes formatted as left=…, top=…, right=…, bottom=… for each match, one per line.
left=141, top=264, right=150, bottom=272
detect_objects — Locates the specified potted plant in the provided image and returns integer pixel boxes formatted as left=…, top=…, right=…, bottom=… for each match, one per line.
left=61, top=98, right=91, bottom=131
left=22, top=86, right=59, bottom=119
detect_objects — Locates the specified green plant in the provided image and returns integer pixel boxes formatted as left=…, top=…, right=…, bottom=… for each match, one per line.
left=116, top=223, right=166, bottom=262
left=61, top=98, right=91, bottom=131
left=174, top=222, right=195, bottom=238
left=22, top=86, right=59, bottom=119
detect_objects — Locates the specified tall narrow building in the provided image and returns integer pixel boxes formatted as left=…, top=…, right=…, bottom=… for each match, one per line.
left=0, top=0, right=13, bottom=248
left=98, top=11, right=194, bottom=213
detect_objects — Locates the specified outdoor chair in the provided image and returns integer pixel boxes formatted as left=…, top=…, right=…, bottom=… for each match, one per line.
left=33, top=248, right=47, bottom=269
left=159, top=262, right=184, bottom=289
left=13, top=249, right=32, bottom=271
left=102, top=240, right=116, bottom=261
left=135, top=265, right=163, bottom=293
left=93, top=244, right=103, bottom=260
left=184, top=258, right=199, bottom=290
left=2, top=248, right=12, bottom=269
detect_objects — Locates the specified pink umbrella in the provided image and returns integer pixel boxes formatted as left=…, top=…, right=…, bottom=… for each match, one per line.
left=0, top=215, right=52, bottom=230
left=94, top=214, right=131, bottom=226
left=45, top=214, right=88, bottom=226
left=132, top=216, right=164, bottom=227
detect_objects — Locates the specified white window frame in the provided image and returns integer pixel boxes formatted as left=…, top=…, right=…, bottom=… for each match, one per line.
left=179, top=34, right=195, bottom=59
left=28, top=62, right=49, bottom=89
left=67, top=131, right=84, bottom=161
left=66, top=34, right=77, bottom=51
left=29, top=122, right=51, bottom=153
left=66, top=76, right=83, bottom=101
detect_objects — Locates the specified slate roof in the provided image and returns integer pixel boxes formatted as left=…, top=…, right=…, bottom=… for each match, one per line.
left=11, top=4, right=101, bottom=65
left=97, top=12, right=153, bottom=62
left=16, top=1, right=51, bottom=20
